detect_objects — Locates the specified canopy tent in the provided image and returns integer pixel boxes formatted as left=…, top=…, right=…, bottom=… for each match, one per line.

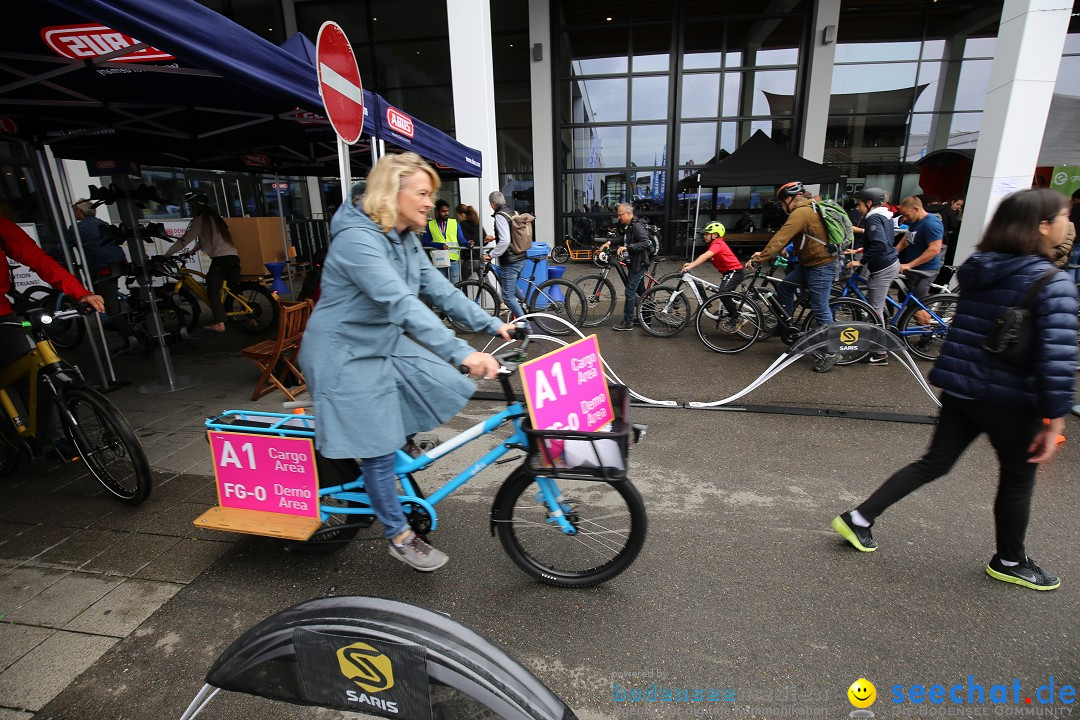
left=677, top=130, right=842, bottom=191
left=0, top=1, right=480, bottom=178
left=2, top=0, right=482, bottom=392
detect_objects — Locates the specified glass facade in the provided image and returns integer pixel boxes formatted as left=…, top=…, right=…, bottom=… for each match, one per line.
left=556, top=0, right=811, bottom=251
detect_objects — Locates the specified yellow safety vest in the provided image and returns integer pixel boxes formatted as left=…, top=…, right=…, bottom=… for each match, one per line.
left=427, top=218, right=461, bottom=261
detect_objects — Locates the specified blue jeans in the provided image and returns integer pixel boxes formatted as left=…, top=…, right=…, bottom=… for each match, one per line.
left=438, top=261, right=461, bottom=285
left=777, top=262, right=836, bottom=326
left=623, top=267, right=646, bottom=325
left=1069, top=243, right=1080, bottom=283
left=358, top=451, right=410, bottom=540
left=498, top=258, right=528, bottom=321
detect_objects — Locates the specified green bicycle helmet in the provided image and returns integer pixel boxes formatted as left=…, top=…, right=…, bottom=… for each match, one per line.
left=703, top=221, right=726, bottom=237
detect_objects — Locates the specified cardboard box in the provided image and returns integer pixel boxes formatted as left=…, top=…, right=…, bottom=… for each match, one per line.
left=225, top=217, right=290, bottom=277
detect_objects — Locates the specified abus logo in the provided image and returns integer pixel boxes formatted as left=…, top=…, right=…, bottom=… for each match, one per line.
left=1054, top=171, right=1069, bottom=186
left=41, top=24, right=175, bottom=63
left=386, top=107, right=414, bottom=138
left=336, top=642, right=394, bottom=694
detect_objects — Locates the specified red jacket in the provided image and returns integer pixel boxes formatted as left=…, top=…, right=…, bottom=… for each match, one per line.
left=1, top=217, right=90, bottom=316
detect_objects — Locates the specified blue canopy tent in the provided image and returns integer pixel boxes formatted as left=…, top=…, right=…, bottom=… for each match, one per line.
left=2, top=0, right=481, bottom=391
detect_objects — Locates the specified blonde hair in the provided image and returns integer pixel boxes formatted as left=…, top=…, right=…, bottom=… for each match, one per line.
left=363, top=152, right=440, bottom=233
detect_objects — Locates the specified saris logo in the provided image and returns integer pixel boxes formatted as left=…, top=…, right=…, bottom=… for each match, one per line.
left=337, top=642, right=399, bottom=714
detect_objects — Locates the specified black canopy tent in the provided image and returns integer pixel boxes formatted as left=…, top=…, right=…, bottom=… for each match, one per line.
left=677, top=131, right=842, bottom=258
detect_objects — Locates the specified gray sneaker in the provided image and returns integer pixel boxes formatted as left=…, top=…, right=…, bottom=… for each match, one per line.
left=812, top=353, right=841, bottom=373
left=389, top=532, right=448, bottom=572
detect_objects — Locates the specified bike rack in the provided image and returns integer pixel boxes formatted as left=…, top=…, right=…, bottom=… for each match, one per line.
left=477, top=315, right=941, bottom=425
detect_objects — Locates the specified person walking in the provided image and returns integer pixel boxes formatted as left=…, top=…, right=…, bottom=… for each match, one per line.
left=299, top=153, right=515, bottom=572
left=844, top=187, right=900, bottom=365
left=165, top=192, right=239, bottom=333
left=598, top=202, right=651, bottom=331
left=484, top=191, right=529, bottom=327
left=421, top=199, right=470, bottom=284
left=832, top=188, right=1078, bottom=591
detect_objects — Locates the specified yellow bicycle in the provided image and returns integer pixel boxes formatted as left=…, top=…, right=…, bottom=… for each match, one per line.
left=149, top=253, right=279, bottom=335
left=0, top=306, right=151, bottom=503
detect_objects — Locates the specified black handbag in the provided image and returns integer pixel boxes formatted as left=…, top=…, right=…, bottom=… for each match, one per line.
left=981, top=268, right=1059, bottom=367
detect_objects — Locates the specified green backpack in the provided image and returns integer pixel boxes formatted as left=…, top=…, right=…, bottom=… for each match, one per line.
left=808, top=199, right=854, bottom=257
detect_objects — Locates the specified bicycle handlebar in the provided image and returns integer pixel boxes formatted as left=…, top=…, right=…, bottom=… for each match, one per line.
left=458, top=322, right=531, bottom=376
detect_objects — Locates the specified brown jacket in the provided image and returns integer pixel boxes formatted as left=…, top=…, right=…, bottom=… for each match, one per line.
left=756, top=198, right=832, bottom=268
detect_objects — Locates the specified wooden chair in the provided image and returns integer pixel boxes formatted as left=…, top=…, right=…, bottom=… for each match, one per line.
left=241, top=299, right=313, bottom=401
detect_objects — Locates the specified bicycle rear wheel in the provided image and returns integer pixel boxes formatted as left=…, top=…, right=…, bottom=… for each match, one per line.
left=492, top=468, right=647, bottom=588
left=898, top=294, right=958, bottom=361
left=576, top=273, right=616, bottom=327
left=224, top=282, right=278, bottom=335
left=550, top=245, right=570, bottom=264
left=529, top=279, right=587, bottom=336
left=637, top=284, right=691, bottom=337
left=60, top=387, right=151, bottom=504
left=806, top=297, right=879, bottom=365
left=695, top=292, right=763, bottom=353
left=447, top=280, right=500, bottom=332
left=161, top=287, right=201, bottom=335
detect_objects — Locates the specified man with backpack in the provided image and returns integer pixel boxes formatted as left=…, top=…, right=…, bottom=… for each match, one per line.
left=747, top=181, right=841, bottom=373
left=598, top=202, right=651, bottom=331
left=484, top=191, right=531, bottom=328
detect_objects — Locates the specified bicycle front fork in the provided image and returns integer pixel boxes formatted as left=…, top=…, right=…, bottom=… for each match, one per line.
left=533, top=477, right=577, bottom=535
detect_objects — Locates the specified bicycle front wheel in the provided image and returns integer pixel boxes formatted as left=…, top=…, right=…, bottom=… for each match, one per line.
left=898, top=294, right=958, bottom=361
left=61, top=387, right=151, bottom=504
left=530, top=279, right=587, bottom=336
left=695, top=292, right=762, bottom=353
left=493, top=469, right=647, bottom=588
left=576, top=273, right=617, bottom=327
left=225, top=282, right=278, bottom=335
left=446, top=280, right=500, bottom=332
left=161, top=287, right=201, bottom=335
left=638, top=284, right=691, bottom=337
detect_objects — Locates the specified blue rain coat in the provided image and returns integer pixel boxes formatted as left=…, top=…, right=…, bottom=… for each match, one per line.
left=299, top=202, right=504, bottom=459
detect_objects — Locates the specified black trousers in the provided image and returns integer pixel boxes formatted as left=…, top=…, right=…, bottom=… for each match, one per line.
left=857, top=393, right=1042, bottom=562
left=206, top=255, right=241, bottom=324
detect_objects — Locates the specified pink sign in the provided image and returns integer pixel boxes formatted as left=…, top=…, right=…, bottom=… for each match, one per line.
left=520, top=335, right=613, bottom=437
left=208, top=431, right=320, bottom=518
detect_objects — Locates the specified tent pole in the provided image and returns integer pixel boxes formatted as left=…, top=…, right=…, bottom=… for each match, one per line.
left=273, top=172, right=295, bottom=294
left=337, top=137, right=352, bottom=205
left=34, top=149, right=111, bottom=388
left=52, top=156, right=119, bottom=387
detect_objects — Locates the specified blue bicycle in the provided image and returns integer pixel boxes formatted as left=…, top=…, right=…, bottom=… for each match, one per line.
left=836, top=266, right=959, bottom=360
left=204, top=329, right=647, bottom=588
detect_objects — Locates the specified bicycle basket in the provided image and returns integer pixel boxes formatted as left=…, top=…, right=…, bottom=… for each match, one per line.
left=522, top=384, right=631, bottom=480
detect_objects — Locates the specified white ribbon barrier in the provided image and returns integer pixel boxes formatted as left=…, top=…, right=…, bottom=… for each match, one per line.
left=483, top=315, right=941, bottom=412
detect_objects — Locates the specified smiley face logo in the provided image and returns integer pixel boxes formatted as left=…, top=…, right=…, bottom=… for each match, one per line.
left=848, top=678, right=876, bottom=708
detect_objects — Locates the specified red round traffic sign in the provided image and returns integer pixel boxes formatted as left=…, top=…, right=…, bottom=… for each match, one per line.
left=315, top=21, right=364, bottom=145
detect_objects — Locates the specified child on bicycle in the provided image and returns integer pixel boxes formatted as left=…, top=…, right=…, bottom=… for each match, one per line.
left=682, top=222, right=745, bottom=331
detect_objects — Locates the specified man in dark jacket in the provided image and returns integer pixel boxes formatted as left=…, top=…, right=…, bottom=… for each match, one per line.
left=599, top=202, right=651, bottom=330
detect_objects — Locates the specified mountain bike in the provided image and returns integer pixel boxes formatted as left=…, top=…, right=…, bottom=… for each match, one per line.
left=147, top=253, right=278, bottom=335
left=448, top=257, right=587, bottom=336
left=695, top=264, right=879, bottom=362
left=835, top=266, right=959, bottom=360
left=202, top=328, right=647, bottom=588
left=0, top=306, right=151, bottom=503
left=576, top=251, right=674, bottom=328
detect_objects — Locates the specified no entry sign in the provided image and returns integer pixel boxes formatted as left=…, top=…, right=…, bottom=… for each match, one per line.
left=315, top=21, right=364, bottom=144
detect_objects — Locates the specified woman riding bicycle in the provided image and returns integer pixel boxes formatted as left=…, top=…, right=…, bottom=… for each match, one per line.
left=164, top=192, right=237, bottom=333
left=299, top=152, right=515, bottom=573
left=1, top=216, right=104, bottom=369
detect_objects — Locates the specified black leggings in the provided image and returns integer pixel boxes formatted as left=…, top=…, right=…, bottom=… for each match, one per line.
left=206, top=255, right=241, bottom=324
left=857, top=393, right=1042, bottom=562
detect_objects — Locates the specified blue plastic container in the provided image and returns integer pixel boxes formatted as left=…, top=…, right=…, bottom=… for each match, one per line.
left=522, top=243, right=549, bottom=306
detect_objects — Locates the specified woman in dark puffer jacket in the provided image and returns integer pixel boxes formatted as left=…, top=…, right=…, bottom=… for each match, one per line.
left=832, top=188, right=1077, bottom=591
